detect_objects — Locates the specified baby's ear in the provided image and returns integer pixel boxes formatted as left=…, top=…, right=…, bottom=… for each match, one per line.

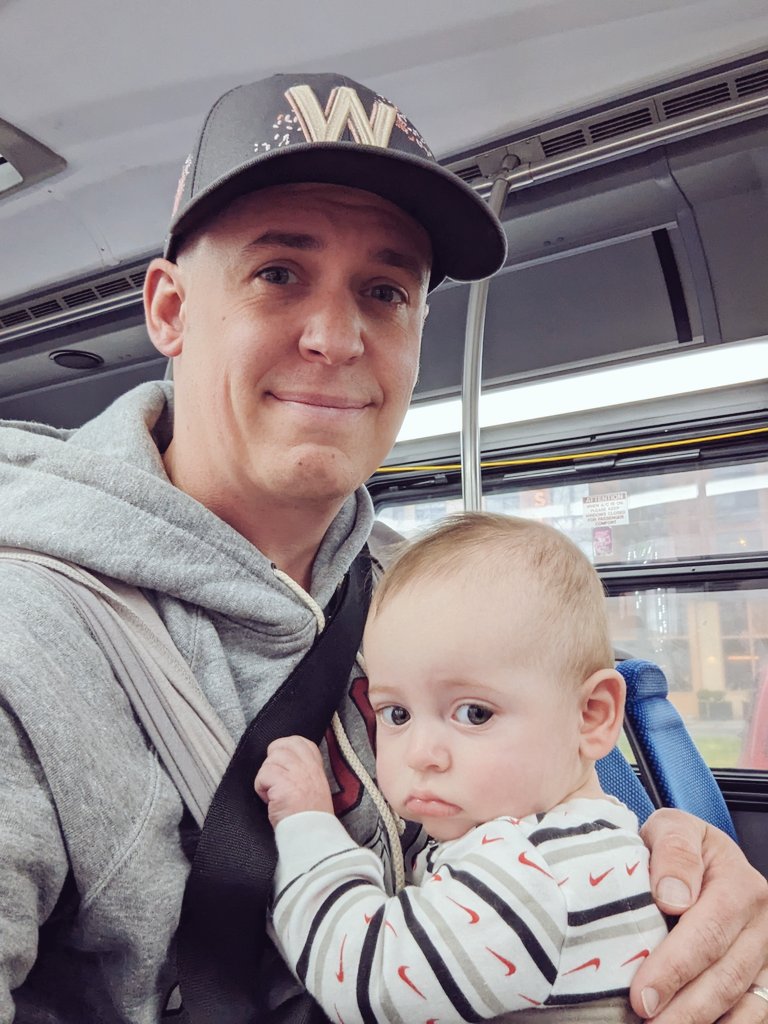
left=578, top=669, right=625, bottom=761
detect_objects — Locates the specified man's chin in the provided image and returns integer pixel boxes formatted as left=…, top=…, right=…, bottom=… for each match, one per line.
left=267, top=447, right=373, bottom=506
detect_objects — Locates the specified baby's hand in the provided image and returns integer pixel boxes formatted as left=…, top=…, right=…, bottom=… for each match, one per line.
left=254, top=735, right=334, bottom=827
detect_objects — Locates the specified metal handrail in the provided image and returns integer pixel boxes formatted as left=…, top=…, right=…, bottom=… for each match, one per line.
left=460, top=176, right=510, bottom=511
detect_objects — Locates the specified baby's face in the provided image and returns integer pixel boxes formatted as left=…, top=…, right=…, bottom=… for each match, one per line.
left=363, top=573, right=590, bottom=841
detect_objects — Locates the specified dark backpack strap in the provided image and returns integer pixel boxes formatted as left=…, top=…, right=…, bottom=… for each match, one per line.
left=177, top=552, right=372, bottom=1024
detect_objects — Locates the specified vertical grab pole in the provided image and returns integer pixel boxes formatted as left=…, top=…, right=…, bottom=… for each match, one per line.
left=461, top=177, right=510, bottom=511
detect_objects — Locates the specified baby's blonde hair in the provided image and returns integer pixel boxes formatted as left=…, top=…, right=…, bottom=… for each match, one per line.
left=370, top=512, right=613, bottom=684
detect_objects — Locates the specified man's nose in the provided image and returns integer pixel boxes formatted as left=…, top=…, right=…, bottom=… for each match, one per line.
left=406, top=723, right=450, bottom=773
left=298, top=291, right=365, bottom=364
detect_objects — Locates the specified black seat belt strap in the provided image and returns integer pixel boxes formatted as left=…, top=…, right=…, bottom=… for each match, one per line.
left=177, top=551, right=372, bottom=1023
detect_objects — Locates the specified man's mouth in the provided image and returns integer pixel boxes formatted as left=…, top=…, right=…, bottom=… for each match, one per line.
left=269, top=390, right=369, bottom=411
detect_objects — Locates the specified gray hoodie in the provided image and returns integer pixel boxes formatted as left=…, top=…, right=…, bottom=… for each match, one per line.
left=0, top=381, right=388, bottom=1023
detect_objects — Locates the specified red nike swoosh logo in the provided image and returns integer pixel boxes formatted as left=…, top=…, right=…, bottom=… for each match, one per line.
left=589, top=868, right=614, bottom=886
left=363, top=912, right=396, bottom=935
left=565, top=957, right=601, bottom=974
left=335, top=934, right=347, bottom=983
left=486, top=946, right=516, bottom=975
left=621, top=949, right=650, bottom=966
left=626, top=861, right=640, bottom=875
left=518, top=851, right=553, bottom=878
left=481, top=834, right=503, bottom=844
left=448, top=897, right=480, bottom=924
left=397, top=966, right=425, bottom=998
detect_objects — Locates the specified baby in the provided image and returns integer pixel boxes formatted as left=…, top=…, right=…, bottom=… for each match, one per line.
left=255, top=512, right=668, bottom=1023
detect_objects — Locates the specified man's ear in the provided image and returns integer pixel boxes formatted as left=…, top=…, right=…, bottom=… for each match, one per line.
left=578, top=668, right=625, bottom=761
left=144, top=257, right=186, bottom=358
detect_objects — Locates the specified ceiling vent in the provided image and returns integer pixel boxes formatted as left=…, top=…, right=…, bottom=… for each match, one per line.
left=589, top=105, right=655, bottom=142
left=660, top=81, right=731, bottom=119
left=29, top=299, right=63, bottom=319
left=455, top=163, right=483, bottom=184
left=0, top=260, right=151, bottom=339
left=541, top=128, right=587, bottom=158
left=95, top=277, right=133, bottom=299
left=0, top=119, right=65, bottom=202
left=736, top=66, right=768, bottom=97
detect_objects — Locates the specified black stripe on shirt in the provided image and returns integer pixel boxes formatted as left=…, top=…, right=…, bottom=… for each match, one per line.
left=545, top=986, right=630, bottom=1005
left=568, top=891, right=655, bottom=927
left=399, top=890, right=486, bottom=1022
left=356, top=903, right=385, bottom=1022
left=295, top=878, right=369, bottom=983
left=529, top=819, right=619, bottom=846
left=424, top=839, right=440, bottom=875
left=448, top=867, right=559, bottom=985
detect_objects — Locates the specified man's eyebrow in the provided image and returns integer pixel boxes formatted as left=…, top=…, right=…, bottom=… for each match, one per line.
left=243, top=231, right=324, bottom=252
left=241, top=234, right=426, bottom=281
left=372, top=247, right=426, bottom=283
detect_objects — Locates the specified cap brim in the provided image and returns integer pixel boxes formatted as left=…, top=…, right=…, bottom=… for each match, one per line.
left=165, top=142, right=507, bottom=290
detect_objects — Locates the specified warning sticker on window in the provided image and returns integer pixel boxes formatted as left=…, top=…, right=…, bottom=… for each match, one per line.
left=582, top=492, right=629, bottom=526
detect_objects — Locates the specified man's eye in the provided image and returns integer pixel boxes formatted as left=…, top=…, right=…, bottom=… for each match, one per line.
left=368, top=284, right=407, bottom=305
left=454, top=704, right=494, bottom=726
left=256, top=266, right=297, bottom=285
left=379, top=705, right=410, bottom=726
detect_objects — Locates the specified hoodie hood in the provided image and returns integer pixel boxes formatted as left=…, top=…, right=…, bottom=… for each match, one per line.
left=0, top=382, right=376, bottom=734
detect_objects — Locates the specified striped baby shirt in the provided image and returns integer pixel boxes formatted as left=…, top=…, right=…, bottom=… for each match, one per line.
left=271, top=797, right=668, bottom=1024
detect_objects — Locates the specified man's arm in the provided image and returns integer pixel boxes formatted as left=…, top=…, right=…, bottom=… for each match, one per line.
left=0, top=703, right=70, bottom=1018
left=631, top=809, right=768, bottom=1023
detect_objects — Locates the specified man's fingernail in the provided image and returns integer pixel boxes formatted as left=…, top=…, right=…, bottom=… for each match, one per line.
left=656, top=876, right=692, bottom=908
left=641, top=987, right=660, bottom=1017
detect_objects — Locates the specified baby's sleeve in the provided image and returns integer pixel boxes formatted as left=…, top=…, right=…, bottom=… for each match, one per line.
left=271, top=814, right=568, bottom=1024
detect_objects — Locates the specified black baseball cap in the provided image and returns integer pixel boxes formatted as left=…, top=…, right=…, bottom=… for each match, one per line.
left=165, top=73, right=507, bottom=291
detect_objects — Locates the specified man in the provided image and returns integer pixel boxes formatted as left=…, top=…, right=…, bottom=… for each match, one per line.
left=0, top=73, right=766, bottom=1024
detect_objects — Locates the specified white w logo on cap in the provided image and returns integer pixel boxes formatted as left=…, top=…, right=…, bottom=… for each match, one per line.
left=286, top=85, right=398, bottom=148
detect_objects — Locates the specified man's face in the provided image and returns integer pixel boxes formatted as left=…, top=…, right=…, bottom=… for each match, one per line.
left=165, top=183, right=431, bottom=514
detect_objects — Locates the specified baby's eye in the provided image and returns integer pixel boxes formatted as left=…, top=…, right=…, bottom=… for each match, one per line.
left=367, top=283, right=407, bottom=305
left=454, top=704, right=494, bottom=726
left=256, top=266, right=298, bottom=285
left=378, top=705, right=410, bottom=726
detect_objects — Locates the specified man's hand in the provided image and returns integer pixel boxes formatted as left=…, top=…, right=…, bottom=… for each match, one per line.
left=254, top=736, right=334, bottom=828
left=630, top=809, right=768, bottom=1022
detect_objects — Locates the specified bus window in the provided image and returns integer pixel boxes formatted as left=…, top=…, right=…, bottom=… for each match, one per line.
left=374, top=448, right=768, bottom=770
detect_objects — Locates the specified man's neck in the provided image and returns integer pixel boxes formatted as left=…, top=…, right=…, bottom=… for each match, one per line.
left=224, top=503, right=336, bottom=592
left=161, top=444, right=343, bottom=592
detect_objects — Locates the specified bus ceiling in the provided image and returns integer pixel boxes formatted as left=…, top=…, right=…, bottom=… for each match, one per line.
left=0, top=4, right=768, bottom=431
